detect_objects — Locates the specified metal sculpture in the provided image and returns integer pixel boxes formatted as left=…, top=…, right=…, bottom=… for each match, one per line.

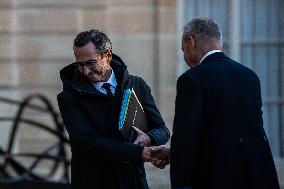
left=0, top=94, right=70, bottom=188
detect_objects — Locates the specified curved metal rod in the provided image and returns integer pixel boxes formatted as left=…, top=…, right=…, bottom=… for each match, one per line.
left=4, top=143, right=68, bottom=182
left=0, top=117, right=69, bottom=143
left=12, top=153, right=71, bottom=164
left=10, top=143, right=70, bottom=178
left=1, top=141, right=68, bottom=183
left=7, top=94, right=65, bottom=154
left=5, top=94, right=64, bottom=165
left=0, top=96, right=61, bottom=118
left=0, top=94, right=70, bottom=184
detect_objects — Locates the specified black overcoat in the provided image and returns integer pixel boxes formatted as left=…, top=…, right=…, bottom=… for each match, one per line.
left=57, top=54, right=170, bottom=189
left=170, top=52, right=280, bottom=189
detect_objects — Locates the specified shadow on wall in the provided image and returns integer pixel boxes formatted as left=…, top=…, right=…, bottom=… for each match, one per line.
left=0, top=94, right=70, bottom=189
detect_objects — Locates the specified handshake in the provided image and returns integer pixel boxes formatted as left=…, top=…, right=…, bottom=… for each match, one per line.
left=142, top=145, right=170, bottom=169
left=132, top=126, right=170, bottom=169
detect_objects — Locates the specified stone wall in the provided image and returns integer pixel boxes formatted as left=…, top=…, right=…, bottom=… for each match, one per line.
left=0, top=0, right=177, bottom=188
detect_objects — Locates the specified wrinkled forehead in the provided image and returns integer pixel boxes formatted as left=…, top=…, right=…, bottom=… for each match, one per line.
left=73, top=42, right=100, bottom=61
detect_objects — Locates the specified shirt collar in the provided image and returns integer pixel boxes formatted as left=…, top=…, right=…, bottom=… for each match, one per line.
left=199, top=50, right=222, bottom=65
left=93, top=69, right=117, bottom=91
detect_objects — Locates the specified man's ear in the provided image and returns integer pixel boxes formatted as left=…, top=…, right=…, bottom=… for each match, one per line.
left=188, top=36, right=196, bottom=49
left=103, top=50, right=112, bottom=64
left=106, top=50, right=112, bottom=63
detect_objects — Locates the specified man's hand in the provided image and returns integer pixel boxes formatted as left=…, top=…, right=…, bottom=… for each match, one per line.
left=150, top=145, right=170, bottom=169
left=151, top=145, right=170, bottom=159
left=133, top=126, right=151, bottom=147
left=141, top=147, right=153, bottom=162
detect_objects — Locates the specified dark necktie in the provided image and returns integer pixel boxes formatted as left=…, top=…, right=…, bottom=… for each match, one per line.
left=102, top=83, right=113, bottom=97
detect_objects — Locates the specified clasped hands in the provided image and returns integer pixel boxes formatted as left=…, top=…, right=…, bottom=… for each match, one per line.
left=142, top=145, right=170, bottom=169
left=133, top=126, right=170, bottom=169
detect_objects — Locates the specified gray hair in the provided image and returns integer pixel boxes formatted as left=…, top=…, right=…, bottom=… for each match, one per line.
left=183, top=17, right=223, bottom=48
left=73, top=29, right=112, bottom=55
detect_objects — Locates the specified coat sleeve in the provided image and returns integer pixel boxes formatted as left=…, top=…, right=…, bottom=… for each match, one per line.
left=57, top=92, right=143, bottom=163
left=138, top=78, right=170, bottom=146
left=170, top=74, right=204, bottom=188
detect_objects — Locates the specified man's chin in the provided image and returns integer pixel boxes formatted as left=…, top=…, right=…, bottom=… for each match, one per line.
left=87, top=75, right=100, bottom=82
left=86, top=72, right=109, bottom=83
left=89, top=76, right=106, bottom=83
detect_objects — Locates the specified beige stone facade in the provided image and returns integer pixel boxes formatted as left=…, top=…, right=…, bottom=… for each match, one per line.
left=0, top=0, right=176, bottom=188
left=1, top=1, right=283, bottom=188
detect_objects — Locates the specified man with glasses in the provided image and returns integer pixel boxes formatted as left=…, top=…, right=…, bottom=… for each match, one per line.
left=57, top=30, right=170, bottom=189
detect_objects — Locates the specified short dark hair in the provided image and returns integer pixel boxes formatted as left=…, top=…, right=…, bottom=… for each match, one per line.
left=73, top=29, right=112, bottom=55
left=183, top=17, right=222, bottom=45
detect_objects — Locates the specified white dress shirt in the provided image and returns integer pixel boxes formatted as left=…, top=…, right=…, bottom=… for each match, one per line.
left=199, top=50, right=222, bottom=65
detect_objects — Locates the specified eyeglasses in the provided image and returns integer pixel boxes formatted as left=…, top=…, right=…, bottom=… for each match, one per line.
left=76, top=59, right=99, bottom=70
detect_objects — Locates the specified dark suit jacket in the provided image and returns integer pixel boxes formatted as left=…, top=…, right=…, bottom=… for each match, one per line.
left=170, top=52, right=279, bottom=189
